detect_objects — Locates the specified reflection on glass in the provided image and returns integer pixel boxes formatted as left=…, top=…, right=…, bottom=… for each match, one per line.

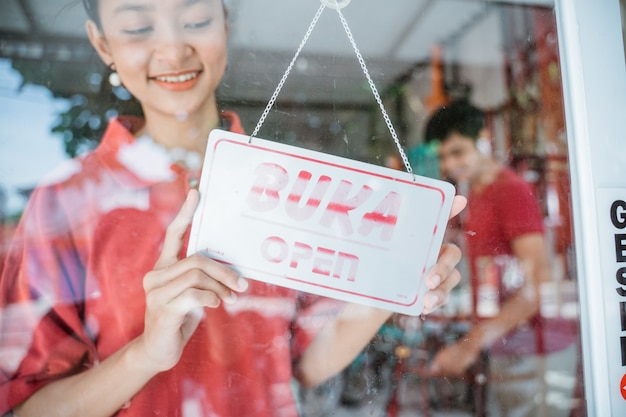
left=0, top=1, right=583, bottom=416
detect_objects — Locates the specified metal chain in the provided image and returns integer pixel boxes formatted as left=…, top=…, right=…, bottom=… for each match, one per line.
left=250, top=3, right=326, bottom=139
left=250, top=0, right=413, bottom=175
left=333, top=5, right=413, bottom=175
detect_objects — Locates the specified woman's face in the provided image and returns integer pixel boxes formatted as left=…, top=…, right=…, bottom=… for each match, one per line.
left=89, top=0, right=228, bottom=120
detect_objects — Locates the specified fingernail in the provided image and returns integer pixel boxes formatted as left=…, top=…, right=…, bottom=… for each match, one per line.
left=224, top=292, right=238, bottom=304
left=237, top=277, right=249, bottom=292
left=425, top=293, right=440, bottom=308
left=186, top=189, right=197, bottom=202
left=429, top=274, right=441, bottom=289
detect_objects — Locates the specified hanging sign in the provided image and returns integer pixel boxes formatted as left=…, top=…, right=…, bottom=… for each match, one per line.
left=187, top=130, right=455, bottom=315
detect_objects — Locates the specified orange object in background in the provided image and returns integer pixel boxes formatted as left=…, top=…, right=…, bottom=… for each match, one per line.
left=425, top=45, right=450, bottom=114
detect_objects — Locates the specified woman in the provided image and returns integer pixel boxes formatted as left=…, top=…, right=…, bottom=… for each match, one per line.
left=0, top=0, right=465, bottom=416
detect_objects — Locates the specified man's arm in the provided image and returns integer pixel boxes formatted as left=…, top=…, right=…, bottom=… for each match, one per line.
left=430, top=232, right=550, bottom=375
left=470, top=232, right=550, bottom=348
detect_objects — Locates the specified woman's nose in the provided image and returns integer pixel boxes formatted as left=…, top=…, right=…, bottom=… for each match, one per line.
left=153, top=28, right=192, bottom=64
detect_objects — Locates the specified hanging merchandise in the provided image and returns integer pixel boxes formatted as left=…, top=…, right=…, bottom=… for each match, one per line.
left=187, top=0, right=456, bottom=316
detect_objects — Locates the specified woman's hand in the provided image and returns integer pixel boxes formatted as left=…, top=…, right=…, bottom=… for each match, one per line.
left=421, top=195, right=467, bottom=315
left=135, top=189, right=248, bottom=373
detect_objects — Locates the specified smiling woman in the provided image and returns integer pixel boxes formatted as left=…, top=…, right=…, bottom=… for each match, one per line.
left=84, top=0, right=229, bottom=153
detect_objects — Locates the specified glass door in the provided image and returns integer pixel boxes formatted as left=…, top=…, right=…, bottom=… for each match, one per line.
left=2, top=0, right=623, bottom=416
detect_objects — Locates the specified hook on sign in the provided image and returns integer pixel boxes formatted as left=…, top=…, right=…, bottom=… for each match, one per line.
left=321, top=0, right=351, bottom=10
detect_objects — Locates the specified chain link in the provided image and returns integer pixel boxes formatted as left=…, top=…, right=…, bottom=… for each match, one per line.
left=334, top=6, right=412, bottom=175
left=250, top=0, right=413, bottom=176
left=250, top=3, right=326, bottom=139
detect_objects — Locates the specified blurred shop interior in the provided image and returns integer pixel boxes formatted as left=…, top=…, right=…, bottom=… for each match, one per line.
left=3, top=0, right=624, bottom=416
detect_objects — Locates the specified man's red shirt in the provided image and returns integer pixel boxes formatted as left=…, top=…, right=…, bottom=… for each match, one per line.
left=464, top=167, right=574, bottom=355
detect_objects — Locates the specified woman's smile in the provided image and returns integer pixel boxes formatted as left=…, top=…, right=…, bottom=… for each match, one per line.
left=150, top=70, right=203, bottom=91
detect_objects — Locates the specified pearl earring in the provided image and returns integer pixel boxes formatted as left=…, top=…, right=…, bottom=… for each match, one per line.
left=108, top=64, right=121, bottom=87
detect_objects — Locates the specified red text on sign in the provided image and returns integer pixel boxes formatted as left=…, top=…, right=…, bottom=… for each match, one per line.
left=246, top=163, right=402, bottom=241
left=260, top=236, right=360, bottom=282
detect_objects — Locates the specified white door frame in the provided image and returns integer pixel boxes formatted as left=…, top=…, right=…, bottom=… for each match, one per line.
left=555, top=0, right=626, bottom=415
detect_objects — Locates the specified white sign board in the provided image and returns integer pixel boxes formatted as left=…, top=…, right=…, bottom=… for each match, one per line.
left=188, top=130, right=455, bottom=315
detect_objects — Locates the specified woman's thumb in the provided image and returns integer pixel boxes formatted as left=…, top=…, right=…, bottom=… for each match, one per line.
left=155, top=189, right=200, bottom=269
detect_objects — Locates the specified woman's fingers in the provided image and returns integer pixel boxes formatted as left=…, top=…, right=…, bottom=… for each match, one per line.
left=145, top=189, right=248, bottom=310
left=422, top=242, right=462, bottom=314
left=146, top=267, right=240, bottom=310
left=420, top=195, right=466, bottom=314
left=449, top=195, right=467, bottom=220
left=146, top=253, right=247, bottom=294
left=138, top=190, right=251, bottom=372
left=422, top=268, right=461, bottom=314
left=154, top=189, right=200, bottom=270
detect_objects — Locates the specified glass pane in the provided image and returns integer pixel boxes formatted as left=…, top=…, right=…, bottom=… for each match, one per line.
left=0, top=1, right=585, bottom=416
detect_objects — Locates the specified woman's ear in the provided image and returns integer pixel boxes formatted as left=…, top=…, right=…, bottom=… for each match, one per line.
left=85, top=20, right=113, bottom=66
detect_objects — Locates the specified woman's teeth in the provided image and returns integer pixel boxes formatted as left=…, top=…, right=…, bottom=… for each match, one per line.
left=155, top=72, right=198, bottom=83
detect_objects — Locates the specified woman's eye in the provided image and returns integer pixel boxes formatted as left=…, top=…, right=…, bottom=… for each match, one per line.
left=122, top=26, right=153, bottom=35
left=185, top=19, right=212, bottom=30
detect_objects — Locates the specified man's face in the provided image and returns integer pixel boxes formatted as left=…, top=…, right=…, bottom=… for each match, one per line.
left=437, top=132, right=482, bottom=184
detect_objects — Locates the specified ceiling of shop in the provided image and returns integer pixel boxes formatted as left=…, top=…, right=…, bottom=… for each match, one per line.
left=0, top=0, right=554, bottom=105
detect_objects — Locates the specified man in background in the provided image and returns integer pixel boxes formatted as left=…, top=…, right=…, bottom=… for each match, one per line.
left=424, top=99, right=578, bottom=417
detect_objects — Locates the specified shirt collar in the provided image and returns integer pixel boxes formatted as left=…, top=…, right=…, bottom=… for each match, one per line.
left=94, top=112, right=245, bottom=190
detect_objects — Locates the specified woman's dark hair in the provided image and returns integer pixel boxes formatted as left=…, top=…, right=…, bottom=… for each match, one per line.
left=82, top=0, right=228, bottom=30
left=424, top=99, right=485, bottom=144
left=82, top=0, right=101, bottom=28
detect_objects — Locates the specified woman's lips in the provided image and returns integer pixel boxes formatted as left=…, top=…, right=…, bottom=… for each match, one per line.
left=150, top=70, right=201, bottom=91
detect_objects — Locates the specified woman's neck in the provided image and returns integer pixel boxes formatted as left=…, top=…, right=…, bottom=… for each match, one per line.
left=138, top=105, right=221, bottom=156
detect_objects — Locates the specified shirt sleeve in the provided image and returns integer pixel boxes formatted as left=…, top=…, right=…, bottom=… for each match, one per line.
left=0, top=185, right=95, bottom=415
left=290, top=293, right=346, bottom=360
